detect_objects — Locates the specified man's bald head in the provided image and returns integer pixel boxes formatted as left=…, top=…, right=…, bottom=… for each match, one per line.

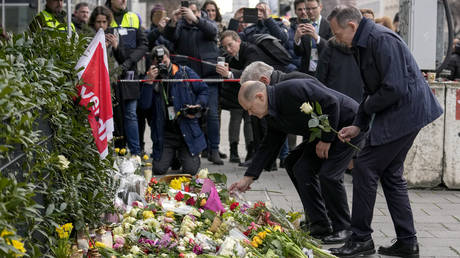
left=238, top=81, right=268, bottom=118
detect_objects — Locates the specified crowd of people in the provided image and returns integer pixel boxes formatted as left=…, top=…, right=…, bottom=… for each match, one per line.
left=30, top=0, right=455, bottom=257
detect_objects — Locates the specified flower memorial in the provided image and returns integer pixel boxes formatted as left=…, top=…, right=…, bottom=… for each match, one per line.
left=95, top=169, right=337, bottom=257
left=300, top=102, right=360, bottom=151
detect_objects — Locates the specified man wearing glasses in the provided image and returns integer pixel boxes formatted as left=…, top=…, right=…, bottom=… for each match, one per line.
left=293, top=0, right=332, bottom=75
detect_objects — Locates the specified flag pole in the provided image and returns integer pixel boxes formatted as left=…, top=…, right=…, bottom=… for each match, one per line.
left=67, top=0, right=71, bottom=38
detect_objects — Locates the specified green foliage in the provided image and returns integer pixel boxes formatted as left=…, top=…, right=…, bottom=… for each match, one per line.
left=0, top=29, right=116, bottom=255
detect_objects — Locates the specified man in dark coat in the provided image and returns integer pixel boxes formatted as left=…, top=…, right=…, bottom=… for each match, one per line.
left=163, top=3, right=223, bottom=164
left=293, top=0, right=332, bottom=75
left=328, top=6, right=443, bottom=257
left=217, top=30, right=289, bottom=168
left=229, top=78, right=364, bottom=244
left=316, top=37, right=363, bottom=102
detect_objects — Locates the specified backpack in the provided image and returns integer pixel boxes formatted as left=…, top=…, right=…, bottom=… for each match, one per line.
left=248, top=33, right=292, bottom=66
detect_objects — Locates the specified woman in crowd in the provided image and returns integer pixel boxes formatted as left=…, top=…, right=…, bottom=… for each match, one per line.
left=202, top=0, right=226, bottom=37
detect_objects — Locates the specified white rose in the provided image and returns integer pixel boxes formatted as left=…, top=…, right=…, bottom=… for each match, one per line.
left=130, top=245, right=141, bottom=254
left=300, top=102, right=314, bottom=114
left=197, top=168, right=208, bottom=179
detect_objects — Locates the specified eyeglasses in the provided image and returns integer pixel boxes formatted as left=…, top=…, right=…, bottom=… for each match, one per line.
left=306, top=6, right=319, bottom=11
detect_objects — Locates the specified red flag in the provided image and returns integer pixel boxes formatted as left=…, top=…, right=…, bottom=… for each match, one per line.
left=75, top=29, right=113, bottom=159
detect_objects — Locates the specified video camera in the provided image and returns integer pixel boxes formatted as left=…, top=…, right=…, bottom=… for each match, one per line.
left=153, top=48, right=169, bottom=78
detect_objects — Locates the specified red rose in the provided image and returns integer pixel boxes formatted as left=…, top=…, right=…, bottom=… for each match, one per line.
left=230, top=202, right=239, bottom=211
left=186, top=197, right=196, bottom=206
left=175, top=191, right=184, bottom=201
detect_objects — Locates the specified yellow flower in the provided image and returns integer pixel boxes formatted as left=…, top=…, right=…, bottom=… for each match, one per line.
left=62, top=223, right=73, bottom=233
left=200, top=199, right=207, bottom=207
left=273, top=225, right=282, bottom=232
left=197, top=168, right=208, bottom=179
left=11, top=239, right=26, bottom=255
left=300, top=102, right=313, bottom=114
left=250, top=240, right=258, bottom=248
left=143, top=154, right=149, bottom=160
left=120, top=148, right=127, bottom=155
left=253, top=236, right=262, bottom=245
left=170, top=178, right=182, bottom=190
left=1, top=229, right=26, bottom=256
left=147, top=186, right=153, bottom=194
left=143, top=210, right=154, bottom=220
left=257, top=231, right=267, bottom=239
left=95, top=241, right=106, bottom=248
left=265, top=228, right=271, bottom=233
left=166, top=211, right=175, bottom=218
left=115, top=148, right=120, bottom=153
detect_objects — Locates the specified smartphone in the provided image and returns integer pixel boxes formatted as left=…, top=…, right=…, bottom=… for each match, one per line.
left=105, top=27, right=114, bottom=34
left=217, top=57, right=225, bottom=66
left=242, top=8, right=258, bottom=24
left=300, top=18, right=310, bottom=24
left=181, top=0, right=189, bottom=8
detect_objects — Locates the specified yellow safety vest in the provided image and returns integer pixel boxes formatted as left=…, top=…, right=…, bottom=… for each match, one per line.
left=110, top=12, right=140, bottom=29
left=40, top=10, right=76, bottom=32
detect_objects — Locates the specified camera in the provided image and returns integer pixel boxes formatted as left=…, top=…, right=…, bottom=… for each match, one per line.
left=181, top=106, right=204, bottom=118
left=153, top=48, right=169, bottom=78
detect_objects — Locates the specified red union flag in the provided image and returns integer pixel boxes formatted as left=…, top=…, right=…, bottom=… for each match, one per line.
left=75, top=29, right=113, bottom=159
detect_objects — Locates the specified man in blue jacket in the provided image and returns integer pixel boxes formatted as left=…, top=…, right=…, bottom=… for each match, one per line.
left=145, top=46, right=208, bottom=175
left=327, top=6, right=443, bottom=257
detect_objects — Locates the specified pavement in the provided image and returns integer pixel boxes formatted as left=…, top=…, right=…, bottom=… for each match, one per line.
left=144, top=110, right=460, bottom=257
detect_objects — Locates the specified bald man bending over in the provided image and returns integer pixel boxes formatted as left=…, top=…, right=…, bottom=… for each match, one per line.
left=229, top=79, right=364, bottom=244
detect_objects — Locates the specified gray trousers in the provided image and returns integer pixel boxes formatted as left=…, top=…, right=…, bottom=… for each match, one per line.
left=228, top=109, right=253, bottom=145
left=153, top=131, right=200, bottom=175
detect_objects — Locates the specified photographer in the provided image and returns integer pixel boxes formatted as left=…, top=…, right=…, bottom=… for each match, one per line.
left=145, top=46, right=208, bottom=176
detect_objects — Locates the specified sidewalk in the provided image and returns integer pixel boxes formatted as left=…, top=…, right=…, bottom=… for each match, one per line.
left=144, top=110, right=460, bottom=257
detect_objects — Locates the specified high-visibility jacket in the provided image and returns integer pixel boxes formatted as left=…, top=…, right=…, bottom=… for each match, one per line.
left=110, top=12, right=140, bottom=49
left=40, top=10, right=76, bottom=32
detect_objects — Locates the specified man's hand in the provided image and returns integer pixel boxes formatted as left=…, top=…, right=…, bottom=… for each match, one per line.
left=316, top=141, right=331, bottom=159
left=145, top=65, right=159, bottom=84
left=296, top=23, right=318, bottom=42
left=181, top=7, right=198, bottom=24
left=105, top=33, right=119, bottom=49
left=170, top=9, right=181, bottom=26
left=338, top=126, right=361, bottom=143
left=216, top=63, right=230, bottom=78
left=229, top=176, right=254, bottom=193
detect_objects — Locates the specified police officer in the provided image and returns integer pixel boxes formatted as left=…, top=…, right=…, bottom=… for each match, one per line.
left=30, top=0, right=75, bottom=32
left=327, top=6, right=443, bottom=257
left=106, top=0, right=148, bottom=157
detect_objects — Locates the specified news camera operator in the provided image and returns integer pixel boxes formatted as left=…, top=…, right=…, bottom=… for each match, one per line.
left=144, top=45, right=208, bottom=176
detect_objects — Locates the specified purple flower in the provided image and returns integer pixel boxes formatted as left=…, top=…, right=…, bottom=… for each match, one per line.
left=159, top=232, right=172, bottom=248
left=193, top=244, right=203, bottom=255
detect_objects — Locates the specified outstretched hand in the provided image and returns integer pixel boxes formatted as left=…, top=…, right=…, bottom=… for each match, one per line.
left=229, top=176, right=254, bottom=194
left=338, top=125, right=360, bottom=143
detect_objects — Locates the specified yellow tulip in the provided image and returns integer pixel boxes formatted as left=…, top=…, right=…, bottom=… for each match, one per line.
left=95, top=241, right=106, bottom=248
left=166, top=211, right=175, bottom=218
left=115, top=148, right=120, bottom=153
left=143, top=154, right=149, bottom=160
left=253, top=236, right=263, bottom=245
left=120, top=148, right=127, bottom=155
left=257, top=231, right=267, bottom=239
left=251, top=240, right=258, bottom=248
left=200, top=199, right=207, bottom=207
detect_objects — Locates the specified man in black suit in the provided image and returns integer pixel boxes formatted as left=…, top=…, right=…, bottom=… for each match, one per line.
left=217, top=30, right=287, bottom=170
left=293, top=0, right=332, bottom=75
left=229, top=78, right=364, bottom=244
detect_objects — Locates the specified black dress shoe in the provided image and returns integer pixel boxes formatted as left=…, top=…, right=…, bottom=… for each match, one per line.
left=309, top=224, right=333, bottom=239
left=378, top=240, right=419, bottom=257
left=322, top=230, right=352, bottom=244
left=279, top=158, right=286, bottom=168
left=239, top=159, right=252, bottom=167
left=330, top=239, right=375, bottom=257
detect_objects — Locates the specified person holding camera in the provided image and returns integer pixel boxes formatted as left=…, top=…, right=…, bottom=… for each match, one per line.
left=144, top=46, right=208, bottom=176
left=162, top=1, right=224, bottom=165
left=293, top=0, right=332, bottom=75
